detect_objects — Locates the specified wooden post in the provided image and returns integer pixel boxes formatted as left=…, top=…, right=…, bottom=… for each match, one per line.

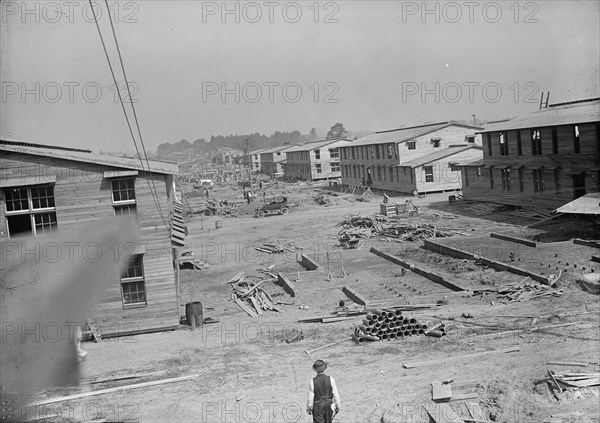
left=173, top=247, right=182, bottom=319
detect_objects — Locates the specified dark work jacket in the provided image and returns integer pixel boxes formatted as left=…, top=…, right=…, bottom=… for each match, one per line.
left=313, top=373, right=333, bottom=402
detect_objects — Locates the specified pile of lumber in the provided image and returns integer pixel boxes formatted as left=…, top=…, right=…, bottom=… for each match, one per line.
left=337, top=214, right=456, bottom=247
left=352, top=308, right=431, bottom=342
left=549, top=371, right=600, bottom=389
left=255, top=242, right=300, bottom=254
left=229, top=274, right=280, bottom=317
left=474, top=277, right=563, bottom=303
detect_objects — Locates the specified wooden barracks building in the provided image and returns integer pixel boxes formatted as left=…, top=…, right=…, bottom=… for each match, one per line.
left=339, top=121, right=483, bottom=194
left=454, top=97, right=600, bottom=210
left=0, top=140, right=185, bottom=337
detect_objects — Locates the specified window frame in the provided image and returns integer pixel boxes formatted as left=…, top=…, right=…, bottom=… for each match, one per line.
left=424, top=166, right=434, bottom=183
left=120, top=254, right=147, bottom=308
left=407, top=141, right=416, bottom=150
left=3, top=184, right=58, bottom=238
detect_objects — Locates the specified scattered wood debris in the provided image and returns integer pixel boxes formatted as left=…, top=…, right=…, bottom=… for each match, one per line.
left=229, top=275, right=280, bottom=316
left=549, top=371, right=600, bottom=389
left=473, top=277, right=563, bottom=303
left=337, top=214, right=458, bottom=248
left=255, top=242, right=301, bottom=254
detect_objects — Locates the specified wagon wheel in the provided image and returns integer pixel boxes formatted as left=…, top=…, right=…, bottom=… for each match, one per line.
left=256, top=210, right=266, bottom=218
left=280, top=207, right=290, bottom=215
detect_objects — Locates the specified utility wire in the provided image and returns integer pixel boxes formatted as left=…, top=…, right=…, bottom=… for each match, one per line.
left=88, top=0, right=168, bottom=229
left=103, top=0, right=167, bottom=226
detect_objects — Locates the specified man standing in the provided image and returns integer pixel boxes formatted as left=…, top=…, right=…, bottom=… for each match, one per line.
left=307, top=360, right=340, bottom=423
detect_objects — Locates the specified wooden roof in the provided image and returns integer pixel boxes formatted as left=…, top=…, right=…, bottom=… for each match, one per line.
left=347, top=122, right=483, bottom=147
left=398, top=145, right=482, bottom=168
left=0, top=140, right=179, bottom=175
left=555, top=193, right=600, bottom=215
left=479, top=98, right=600, bottom=133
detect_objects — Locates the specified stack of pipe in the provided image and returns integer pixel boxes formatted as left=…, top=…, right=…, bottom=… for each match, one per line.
left=352, top=308, right=433, bottom=343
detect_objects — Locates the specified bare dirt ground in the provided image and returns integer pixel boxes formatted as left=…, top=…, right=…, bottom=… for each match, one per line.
left=25, top=183, right=600, bottom=422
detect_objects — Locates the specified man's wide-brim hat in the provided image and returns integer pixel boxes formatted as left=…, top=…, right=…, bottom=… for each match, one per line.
left=312, top=360, right=327, bottom=373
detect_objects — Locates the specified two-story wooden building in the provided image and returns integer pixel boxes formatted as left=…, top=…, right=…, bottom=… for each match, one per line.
left=0, top=140, right=183, bottom=337
left=339, top=121, right=482, bottom=194
left=455, top=98, right=600, bottom=210
left=284, top=138, right=352, bottom=182
left=260, top=145, right=295, bottom=176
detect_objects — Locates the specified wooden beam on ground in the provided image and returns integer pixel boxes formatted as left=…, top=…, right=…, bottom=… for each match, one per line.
left=304, top=337, right=352, bottom=355
left=342, top=286, right=368, bottom=306
left=277, top=272, right=298, bottom=297
left=573, top=238, right=600, bottom=249
left=424, top=240, right=550, bottom=285
left=370, top=247, right=466, bottom=292
left=234, top=299, right=258, bottom=317
left=448, top=392, right=480, bottom=402
left=591, top=256, right=600, bottom=263
left=490, top=233, right=537, bottom=247
left=249, top=297, right=263, bottom=316
left=431, top=381, right=452, bottom=402
left=299, top=254, right=320, bottom=270
left=227, top=272, right=246, bottom=284
left=30, top=374, right=201, bottom=406
left=403, top=347, right=521, bottom=369
left=85, top=370, right=167, bottom=385
left=546, top=361, right=589, bottom=367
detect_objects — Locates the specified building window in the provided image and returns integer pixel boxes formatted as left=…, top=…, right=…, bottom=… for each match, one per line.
left=277, top=152, right=281, bottom=156
left=331, top=162, right=340, bottom=172
left=315, top=149, right=321, bottom=159
left=121, top=254, right=146, bottom=307
left=476, top=167, right=481, bottom=177
left=375, top=167, right=381, bottom=180
left=466, top=136, right=475, bottom=144
left=487, top=133, right=492, bottom=156
left=552, top=128, right=558, bottom=154
left=531, top=129, right=542, bottom=155
left=574, top=125, right=580, bottom=153
left=516, top=131, right=523, bottom=156
left=501, top=168, right=511, bottom=191
left=316, top=164, right=322, bottom=174
left=389, top=167, right=394, bottom=182
left=407, top=142, right=416, bottom=150
left=387, top=144, right=393, bottom=158
left=329, top=148, right=339, bottom=159
left=3, top=185, right=57, bottom=237
left=554, top=169, right=561, bottom=195
left=489, top=168, right=494, bottom=189
left=424, top=166, right=434, bottom=183
left=465, top=168, right=469, bottom=187
left=533, top=169, right=544, bottom=193
left=375, top=145, right=380, bottom=159
left=112, top=178, right=137, bottom=218
left=499, top=132, right=508, bottom=156
left=517, top=168, right=524, bottom=192
left=431, top=138, right=441, bottom=148
left=351, top=148, right=356, bottom=160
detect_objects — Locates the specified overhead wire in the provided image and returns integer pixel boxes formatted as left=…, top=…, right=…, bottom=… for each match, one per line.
left=87, top=0, right=168, bottom=229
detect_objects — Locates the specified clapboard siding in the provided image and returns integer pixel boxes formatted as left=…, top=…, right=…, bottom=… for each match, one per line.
left=0, top=151, right=179, bottom=335
left=467, top=121, right=600, bottom=209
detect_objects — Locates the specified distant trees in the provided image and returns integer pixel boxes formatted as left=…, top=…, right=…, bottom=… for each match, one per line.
left=309, top=127, right=317, bottom=140
left=326, top=123, right=348, bottom=139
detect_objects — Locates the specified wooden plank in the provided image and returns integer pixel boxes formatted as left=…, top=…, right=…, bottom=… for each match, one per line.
left=30, top=374, right=200, bottom=406
left=277, top=272, right=298, bottom=297
left=304, top=337, right=352, bottom=355
left=466, top=403, right=486, bottom=421
left=342, top=286, right=368, bottom=306
left=490, top=233, right=537, bottom=247
left=403, top=347, right=521, bottom=369
left=234, top=299, right=258, bottom=317
left=227, top=272, right=246, bottom=284
left=547, top=369, right=563, bottom=393
left=448, top=393, right=479, bottom=402
left=249, top=297, right=263, bottom=316
left=370, top=247, right=466, bottom=292
left=431, top=380, right=452, bottom=402
left=86, top=370, right=167, bottom=385
left=546, top=361, right=589, bottom=367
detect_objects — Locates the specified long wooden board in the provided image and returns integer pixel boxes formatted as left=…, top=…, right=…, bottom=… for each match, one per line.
left=403, top=347, right=521, bottom=369
left=30, top=374, right=201, bottom=406
left=234, top=299, right=258, bottom=317
left=342, top=286, right=368, bottom=306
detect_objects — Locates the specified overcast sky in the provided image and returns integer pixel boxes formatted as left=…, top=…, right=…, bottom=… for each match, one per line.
left=1, top=1, right=599, bottom=153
